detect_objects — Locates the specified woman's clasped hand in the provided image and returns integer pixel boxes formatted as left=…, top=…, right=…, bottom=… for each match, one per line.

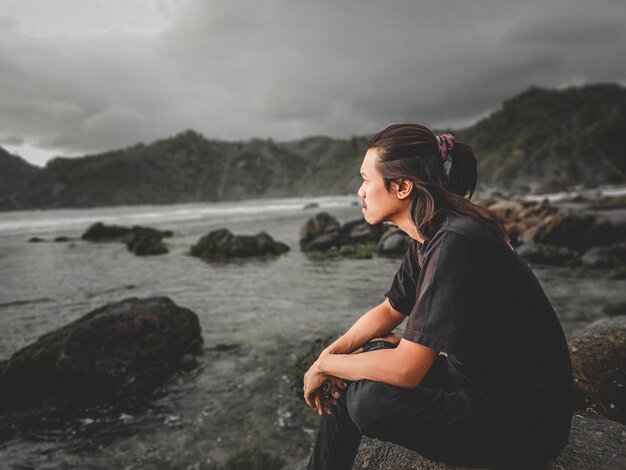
left=303, top=360, right=347, bottom=415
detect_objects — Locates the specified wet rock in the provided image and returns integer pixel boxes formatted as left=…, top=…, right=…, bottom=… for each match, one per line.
left=27, top=236, right=45, bottom=243
left=125, top=229, right=169, bottom=256
left=570, top=316, right=626, bottom=424
left=338, top=243, right=376, bottom=259
left=581, top=243, right=626, bottom=268
left=516, top=243, right=579, bottom=265
left=53, top=236, right=71, bottom=242
left=0, top=297, right=202, bottom=421
left=485, top=199, right=624, bottom=252
left=348, top=414, right=625, bottom=470
left=303, top=202, right=320, bottom=210
left=378, top=227, right=412, bottom=256
left=81, top=222, right=131, bottom=241
left=299, top=212, right=342, bottom=252
left=604, top=302, right=626, bottom=318
left=81, top=222, right=173, bottom=243
left=190, top=228, right=289, bottom=259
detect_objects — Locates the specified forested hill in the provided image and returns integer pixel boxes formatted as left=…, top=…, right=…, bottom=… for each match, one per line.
left=457, top=83, right=626, bottom=192
left=1, top=83, right=624, bottom=211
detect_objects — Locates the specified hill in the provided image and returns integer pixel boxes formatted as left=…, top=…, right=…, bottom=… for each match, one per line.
left=1, top=83, right=624, bottom=211
left=458, top=83, right=626, bottom=192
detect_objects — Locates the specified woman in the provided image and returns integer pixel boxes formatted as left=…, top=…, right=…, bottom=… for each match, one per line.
left=303, top=124, right=573, bottom=469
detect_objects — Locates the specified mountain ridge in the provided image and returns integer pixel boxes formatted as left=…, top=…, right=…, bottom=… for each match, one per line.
left=1, top=83, right=624, bottom=211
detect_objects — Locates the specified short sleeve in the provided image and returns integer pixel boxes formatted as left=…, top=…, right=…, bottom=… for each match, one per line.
left=403, top=231, right=492, bottom=355
left=384, top=241, right=420, bottom=315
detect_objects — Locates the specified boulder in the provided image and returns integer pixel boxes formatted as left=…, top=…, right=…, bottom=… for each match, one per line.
left=523, top=213, right=619, bottom=252
left=125, top=229, right=169, bottom=256
left=53, top=236, right=71, bottom=242
left=516, top=243, right=579, bottom=265
left=27, top=237, right=45, bottom=243
left=485, top=198, right=625, bottom=252
left=81, top=222, right=131, bottom=241
left=603, top=302, right=626, bottom=318
left=81, top=222, right=173, bottom=242
left=378, top=227, right=412, bottom=256
left=190, top=228, right=289, bottom=259
left=570, top=316, right=626, bottom=425
left=0, top=297, right=202, bottom=440
left=581, top=243, right=626, bottom=268
left=300, top=212, right=342, bottom=252
left=348, top=414, right=625, bottom=470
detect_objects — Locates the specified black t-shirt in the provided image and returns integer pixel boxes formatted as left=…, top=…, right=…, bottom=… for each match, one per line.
left=386, top=214, right=573, bottom=449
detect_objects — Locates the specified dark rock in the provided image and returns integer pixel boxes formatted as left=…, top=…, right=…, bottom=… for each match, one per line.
left=581, top=243, right=626, bottom=268
left=300, top=212, right=342, bottom=252
left=349, top=414, right=626, bottom=470
left=53, top=236, right=71, bottom=242
left=378, top=227, right=412, bottom=256
left=570, top=316, right=626, bottom=424
left=81, top=222, right=131, bottom=241
left=82, top=222, right=172, bottom=243
left=516, top=243, right=579, bottom=265
left=604, top=302, right=626, bottom=318
left=303, top=202, right=320, bottom=210
left=27, top=237, right=45, bottom=243
left=338, top=244, right=375, bottom=259
left=190, top=228, right=289, bottom=259
left=486, top=199, right=625, bottom=252
left=125, top=229, right=168, bottom=256
left=0, top=297, right=202, bottom=418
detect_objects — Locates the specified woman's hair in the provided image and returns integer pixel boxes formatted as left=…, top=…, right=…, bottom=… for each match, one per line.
left=369, top=123, right=508, bottom=241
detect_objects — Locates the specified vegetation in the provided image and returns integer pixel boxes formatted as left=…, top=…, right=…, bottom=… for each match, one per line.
left=1, top=83, right=624, bottom=210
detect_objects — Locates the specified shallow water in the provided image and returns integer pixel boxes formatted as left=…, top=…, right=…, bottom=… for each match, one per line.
left=0, top=195, right=623, bottom=469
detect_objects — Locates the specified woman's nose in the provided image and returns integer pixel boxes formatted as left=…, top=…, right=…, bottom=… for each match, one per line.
left=357, top=183, right=365, bottom=199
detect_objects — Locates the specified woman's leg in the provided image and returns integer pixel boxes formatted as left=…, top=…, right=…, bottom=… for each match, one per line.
left=308, top=337, right=422, bottom=470
left=307, top=339, right=401, bottom=470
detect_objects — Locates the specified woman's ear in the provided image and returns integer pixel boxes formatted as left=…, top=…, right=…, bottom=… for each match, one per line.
left=394, top=179, right=413, bottom=200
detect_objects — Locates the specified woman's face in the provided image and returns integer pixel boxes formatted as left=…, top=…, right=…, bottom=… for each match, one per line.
left=357, top=148, right=406, bottom=225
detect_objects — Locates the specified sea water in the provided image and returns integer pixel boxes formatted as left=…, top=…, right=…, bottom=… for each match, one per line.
left=0, top=194, right=623, bottom=469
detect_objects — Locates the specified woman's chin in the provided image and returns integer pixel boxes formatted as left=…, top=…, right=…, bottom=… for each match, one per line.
left=362, top=210, right=378, bottom=225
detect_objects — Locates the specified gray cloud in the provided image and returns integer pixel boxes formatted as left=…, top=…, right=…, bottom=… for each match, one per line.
left=0, top=0, right=625, bottom=165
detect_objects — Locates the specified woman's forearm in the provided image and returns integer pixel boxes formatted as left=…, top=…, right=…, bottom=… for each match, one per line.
left=318, top=348, right=411, bottom=387
left=323, top=299, right=405, bottom=356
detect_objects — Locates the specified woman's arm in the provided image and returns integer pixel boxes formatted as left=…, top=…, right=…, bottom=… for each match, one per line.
left=317, top=339, right=438, bottom=388
left=320, top=298, right=406, bottom=356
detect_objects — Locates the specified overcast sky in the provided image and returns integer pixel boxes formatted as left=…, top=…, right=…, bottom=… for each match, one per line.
left=1, top=0, right=625, bottom=167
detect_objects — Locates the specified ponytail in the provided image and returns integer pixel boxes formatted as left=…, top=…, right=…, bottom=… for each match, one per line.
left=446, top=141, right=477, bottom=199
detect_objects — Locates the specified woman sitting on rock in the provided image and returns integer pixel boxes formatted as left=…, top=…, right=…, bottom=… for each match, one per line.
left=303, top=124, right=573, bottom=469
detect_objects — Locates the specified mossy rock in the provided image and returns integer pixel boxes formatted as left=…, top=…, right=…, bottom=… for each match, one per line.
left=0, top=297, right=202, bottom=420
left=190, top=228, right=289, bottom=260
left=124, top=230, right=169, bottom=256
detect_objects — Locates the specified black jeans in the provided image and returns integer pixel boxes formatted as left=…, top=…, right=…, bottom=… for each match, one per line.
left=307, top=340, right=553, bottom=470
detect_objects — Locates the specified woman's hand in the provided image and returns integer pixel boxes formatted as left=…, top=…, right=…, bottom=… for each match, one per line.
left=303, top=360, right=328, bottom=410
left=304, top=360, right=348, bottom=415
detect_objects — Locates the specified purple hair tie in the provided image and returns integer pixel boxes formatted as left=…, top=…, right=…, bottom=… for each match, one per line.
left=436, top=133, right=455, bottom=160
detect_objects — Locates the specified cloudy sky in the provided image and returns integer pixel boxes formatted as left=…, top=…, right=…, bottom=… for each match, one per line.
left=1, top=0, right=625, bottom=166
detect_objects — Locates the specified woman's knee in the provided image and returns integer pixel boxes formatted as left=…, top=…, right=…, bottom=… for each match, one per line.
left=346, top=380, right=402, bottom=438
